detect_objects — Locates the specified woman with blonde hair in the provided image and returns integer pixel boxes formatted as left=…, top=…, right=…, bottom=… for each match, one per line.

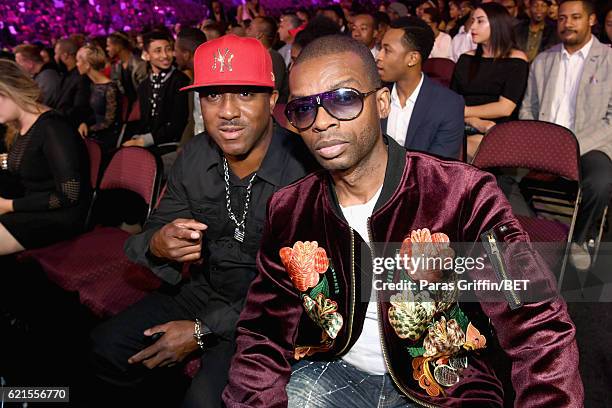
left=0, top=59, right=91, bottom=255
left=76, top=44, right=120, bottom=152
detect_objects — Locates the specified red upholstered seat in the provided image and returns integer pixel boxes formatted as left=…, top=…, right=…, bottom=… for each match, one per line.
left=423, top=58, right=456, bottom=87
left=19, top=147, right=163, bottom=318
left=472, top=120, right=581, bottom=278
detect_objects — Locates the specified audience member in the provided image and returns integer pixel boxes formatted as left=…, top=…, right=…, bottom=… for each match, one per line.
left=174, top=27, right=207, bottom=142
left=54, top=38, right=91, bottom=128
left=107, top=32, right=148, bottom=110
left=209, top=0, right=228, bottom=26
left=322, top=5, right=349, bottom=33
left=445, top=0, right=462, bottom=34
left=422, top=7, right=453, bottom=58
left=601, top=6, right=612, bottom=44
left=90, top=34, right=315, bottom=408
left=0, top=59, right=90, bottom=255
left=450, top=2, right=528, bottom=159
left=123, top=31, right=189, bottom=158
left=515, top=0, right=560, bottom=61
left=377, top=17, right=464, bottom=158
left=451, top=9, right=477, bottom=60
left=277, top=13, right=302, bottom=67
left=290, top=16, right=341, bottom=67
left=222, top=34, right=583, bottom=408
left=201, top=22, right=224, bottom=41
left=387, top=2, right=410, bottom=22
left=76, top=44, right=121, bottom=152
left=14, top=44, right=61, bottom=107
left=246, top=16, right=290, bottom=104
left=237, top=0, right=266, bottom=25
left=373, top=11, right=391, bottom=49
left=351, top=13, right=381, bottom=58
left=296, top=8, right=311, bottom=24
left=549, top=0, right=560, bottom=20
left=520, top=0, right=612, bottom=271
left=416, top=0, right=437, bottom=18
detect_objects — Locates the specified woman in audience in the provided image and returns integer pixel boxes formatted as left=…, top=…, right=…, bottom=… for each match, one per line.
left=0, top=59, right=91, bottom=255
left=445, top=0, right=462, bottom=36
left=547, top=0, right=559, bottom=21
left=236, top=0, right=265, bottom=25
left=450, top=2, right=528, bottom=160
left=76, top=44, right=120, bottom=152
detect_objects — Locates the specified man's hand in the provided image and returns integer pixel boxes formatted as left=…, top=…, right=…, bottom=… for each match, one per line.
left=128, top=320, right=200, bottom=369
left=123, top=137, right=146, bottom=147
left=149, top=218, right=207, bottom=262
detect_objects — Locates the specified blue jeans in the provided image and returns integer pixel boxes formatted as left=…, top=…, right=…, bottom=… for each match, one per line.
left=286, top=359, right=420, bottom=408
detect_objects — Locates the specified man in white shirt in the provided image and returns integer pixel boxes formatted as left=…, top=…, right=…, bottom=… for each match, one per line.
left=450, top=12, right=477, bottom=61
left=277, top=13, right=301, bottom=68
left=520, top=0, right=612, bottom=271
left=351, top=13, right=381, bottom=59
left=377, top=17, right=464, bottom=158
left=421, top=7, right=452, bottom=59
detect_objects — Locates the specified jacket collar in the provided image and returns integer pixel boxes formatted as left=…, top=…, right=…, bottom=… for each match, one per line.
left=325, top=135, right=407, bottom=221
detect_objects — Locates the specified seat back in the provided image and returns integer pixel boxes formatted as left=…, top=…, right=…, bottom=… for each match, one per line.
left=98, top=146, right=162, bottom=218
left=423, top=58, right=456, bottom=87
left=472, top=120, right=580, bottom=181
left=83, top=138, right=102, bottom=189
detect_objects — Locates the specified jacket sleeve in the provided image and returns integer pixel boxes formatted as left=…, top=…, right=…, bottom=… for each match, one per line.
left=428, top=90, right=465, bottom=159
left=460, top=168, right=584, bottom=408
left=573, top=85, right=612, bottom=157
left=518, top=57, right=541, bottom=121
left=222, top=198, right=304, bottom=408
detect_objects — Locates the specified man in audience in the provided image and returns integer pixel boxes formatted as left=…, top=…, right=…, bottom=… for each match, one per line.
left=107, top=31, right=148, bottom=111
left=377, top=17, right=464, bottom=158
left=123, top=31, right=189, bottom=154
left=14, top=44, right=60, bottom=107
left=174, top=27, right=207, bottom=144
left=351, top=13, right=380, bottom=58
left=54, top=38, right=91, bottom=128
left=223, top=34, right=582, bottom=408
left=201, top=22, right=223, bottom=41
left=520, top=0, right=612, bottom=271
left=278, top=13, right=302, bottom=67
left=515, top=0, right=560, bottom=62
left=246, top=16, right=289, bottom=104
left=451, top=8, right=477, bottom=61
left=387, top=2, right=409, bottom=21
left=90, top=34, right=315, bottom=407
left=322, top=5, right=349, bottom=33
left=422, top=7, right=452, bottom=59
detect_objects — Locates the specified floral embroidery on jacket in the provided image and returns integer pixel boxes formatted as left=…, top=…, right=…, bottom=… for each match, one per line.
left=280, top=241, right=329, bottom=292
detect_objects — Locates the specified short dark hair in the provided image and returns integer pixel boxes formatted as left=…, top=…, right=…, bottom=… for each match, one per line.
left=389, top=17, right=435, bottom=63
left=423, top=7, right=442, bottom=24
left=108, top=32, right=132, bottom=50
left=559, top=0, right=594, bottom=15
left=55, top=38, right=78, bottom=56
left=177, top=27, right=207, bottom=54
left=294, top=15, right=342, bottom=50
left=143, top=30, right=173, bottom=51
left=281, top=13, right=302, bottom=29
left=255, top=16, right=278, bottom=43
left=294, top=35, right=381, bottom=88
left=373, top=11, right=391, bottom=29
left=14, top=44, right=43, bottom=64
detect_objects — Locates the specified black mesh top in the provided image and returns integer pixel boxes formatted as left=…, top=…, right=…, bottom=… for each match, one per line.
left=7, top=110, right=91, bottom=212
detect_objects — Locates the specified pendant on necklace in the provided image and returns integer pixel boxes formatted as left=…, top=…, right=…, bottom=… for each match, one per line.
left=234, top=227, right=245, bottom=242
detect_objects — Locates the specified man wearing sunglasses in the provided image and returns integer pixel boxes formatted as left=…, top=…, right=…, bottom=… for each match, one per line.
left=90, top=35, right=315, bottom=407
left=223, top=35, right=582, bottom=407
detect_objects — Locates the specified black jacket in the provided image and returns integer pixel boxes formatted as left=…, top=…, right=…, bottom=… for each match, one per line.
left=137, top=69, right=190, bottom=146
left=56, top=68, right=92, bottom=128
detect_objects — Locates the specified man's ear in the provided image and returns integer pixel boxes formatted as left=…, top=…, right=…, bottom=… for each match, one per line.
left=376, top=86, right=391, bottom=119
left=589, top=13, right=596, bottom=27
left=269, top=90, right=279, bottom=113
left=142, top=50, right=150, bottom=62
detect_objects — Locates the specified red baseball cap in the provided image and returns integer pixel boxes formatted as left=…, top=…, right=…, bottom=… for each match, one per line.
left=180, top=34, right=274, bottom=91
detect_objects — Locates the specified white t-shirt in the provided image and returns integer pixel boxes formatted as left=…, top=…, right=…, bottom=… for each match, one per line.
left=339, top=185, right=387, bottom=375
left=386, top=74, right=424, bottom=147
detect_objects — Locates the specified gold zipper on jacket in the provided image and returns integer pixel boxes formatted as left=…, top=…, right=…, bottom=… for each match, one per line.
left=367, top=217, right=439, bottom=408
left=336, top=228, right=356, bottom=356
left=485, top=232, right=522, bottom=309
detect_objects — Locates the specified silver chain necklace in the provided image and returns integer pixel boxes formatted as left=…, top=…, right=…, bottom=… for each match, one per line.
left=223, top=157, right=257, bottom=242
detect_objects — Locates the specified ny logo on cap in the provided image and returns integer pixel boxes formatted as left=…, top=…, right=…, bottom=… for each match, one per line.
left=212, top=48, right=234, bottom=73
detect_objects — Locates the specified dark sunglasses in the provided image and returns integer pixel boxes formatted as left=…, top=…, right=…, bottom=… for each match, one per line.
left=285, top=87, right=380, bottom=131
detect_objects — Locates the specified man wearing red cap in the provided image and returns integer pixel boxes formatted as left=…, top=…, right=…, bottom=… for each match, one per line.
left=89, top=34, right=316, bottom=408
